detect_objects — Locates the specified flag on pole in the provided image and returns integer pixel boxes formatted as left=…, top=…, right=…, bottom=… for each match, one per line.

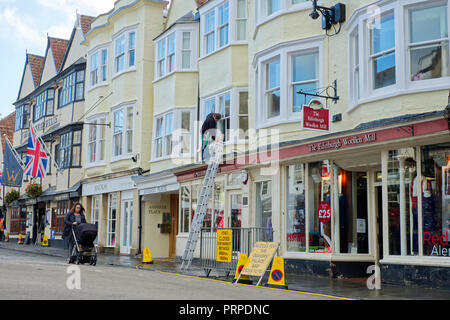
left=24, top=123, right=48, bottom=178
left=2, top=138, right=24, bottom=187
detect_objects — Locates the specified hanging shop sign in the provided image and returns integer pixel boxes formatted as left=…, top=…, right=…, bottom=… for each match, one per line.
left=302, top=100, right=330, bottom=132
left=318, top=201, right=331, bottom=224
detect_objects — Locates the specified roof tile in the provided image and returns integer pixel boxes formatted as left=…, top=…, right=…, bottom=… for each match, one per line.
left=27, top=54, right=44, bottom=88
left=79, top=15, right=95, bottom=35
left=48, top=37, right=69, bottom=72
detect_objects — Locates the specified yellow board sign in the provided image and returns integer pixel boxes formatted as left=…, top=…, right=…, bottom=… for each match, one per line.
left=267, top=256, right=287, bottom=287
left=241, top=242, right=278, bottom=277
left=42, top=235, right=49, bottom=247
left=216, top=229, right=233, bottom=263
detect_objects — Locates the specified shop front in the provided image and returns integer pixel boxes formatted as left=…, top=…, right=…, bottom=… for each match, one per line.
left=82, top=175, right=138, bottom=255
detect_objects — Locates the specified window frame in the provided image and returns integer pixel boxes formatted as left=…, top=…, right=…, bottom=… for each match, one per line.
left=58, top=129, right=82, bottom=169
left=58, top=70, right=85, bottom=108
left=86, top=114, right=107, bottom=167
left=347, top=0, right=450, bottom=112
left=89, top=45, right=109, bottom=89
left=254, top=36, right=324, bottom=129
left=111, top=105, right=134, bottom=161
left=255, top=0, right=311, bottom=26
left=112, top=27, right=137, bottom=78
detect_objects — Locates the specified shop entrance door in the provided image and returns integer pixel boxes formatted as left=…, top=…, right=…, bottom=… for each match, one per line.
left=169, top=194, right=179, bottom=259
left=120, top=200, right=133, bottom=255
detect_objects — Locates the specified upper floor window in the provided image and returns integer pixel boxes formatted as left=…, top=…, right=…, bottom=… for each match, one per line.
left=58, top=130, right=82, bottom=169
left=205, top=10, right=216, bottom=55
left=152, top=109, right=195, bottom=160
left=114, top=29, right=137, bottom=75
left=90, top=48, right=108, bottom=87
left=87, top=116, right=106, bottom=165
left=218, top=2, right=230, bottom=47
left=348, top=0, right=450, bottom=110
left=155, top=28, right=197, bottom=80
left=256, top=0, right=309, bottom=25
left=59, top=70, right=85, bottom=108
left=236, top=0, right=247, bottom=41
left=201, top=88, right=249, bottom=143
left=255, top=37, right=322, bottom=128
left=112, top=105, right=133, bottom=159
left=15, top=104, right=30, bottom=131
left=33, top=88, right=55, bottom=122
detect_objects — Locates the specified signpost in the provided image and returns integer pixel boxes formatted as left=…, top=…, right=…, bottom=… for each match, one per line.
left=302, top=100, right=330, bottom=132
left=216, top=229, right=233, bottom=263
left=237, top=242, right=279, bottom=286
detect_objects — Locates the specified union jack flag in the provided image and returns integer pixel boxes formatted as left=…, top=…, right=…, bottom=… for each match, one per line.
left=24, top=124, right=48, bottom=178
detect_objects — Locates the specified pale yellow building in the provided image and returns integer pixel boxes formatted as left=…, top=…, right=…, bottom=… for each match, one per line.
left=81, top=0, right=169, bottom=256
left=162, top=0, right=450, bottom=288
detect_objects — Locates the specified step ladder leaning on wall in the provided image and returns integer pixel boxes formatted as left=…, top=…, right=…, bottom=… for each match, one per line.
left=180, top=136, right=224, bottom=271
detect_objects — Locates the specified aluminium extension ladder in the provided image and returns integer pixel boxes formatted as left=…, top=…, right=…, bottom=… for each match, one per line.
left=180, top=140, right=224, bottom=270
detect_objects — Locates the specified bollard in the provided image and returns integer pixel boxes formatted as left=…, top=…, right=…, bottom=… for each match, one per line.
left=18, top=234, right=24, bottom=245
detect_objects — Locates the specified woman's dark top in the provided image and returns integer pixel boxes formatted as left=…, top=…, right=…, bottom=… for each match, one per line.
left=201, top=113, right=218, bottom=140
left=63, top=211, right=86, bottom=239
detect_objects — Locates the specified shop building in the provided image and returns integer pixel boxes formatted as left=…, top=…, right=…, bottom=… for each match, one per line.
left=7, top=14, right=93, bottom=247
left=81, top=0, right=168, bottom=255
left=167, top=0, right=450, bottom=288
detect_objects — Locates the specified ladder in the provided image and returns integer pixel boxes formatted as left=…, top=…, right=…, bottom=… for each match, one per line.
left=180, top=140, right=223, bottom=270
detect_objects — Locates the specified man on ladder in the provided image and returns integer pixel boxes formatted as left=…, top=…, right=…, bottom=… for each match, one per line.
left=201, top=113, right=222, bottom=162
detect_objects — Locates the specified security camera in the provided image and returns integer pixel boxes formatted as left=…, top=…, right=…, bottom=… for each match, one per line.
left=309, top=10, right=320, bottom=20
left=131, top=155, right=138, bottom=163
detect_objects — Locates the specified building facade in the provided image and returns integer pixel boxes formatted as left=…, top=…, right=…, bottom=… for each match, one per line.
left=156, top=0, right=450, bottom=288
left=81, top=0, right=168, bottom=256
left=7, top=14, right=94, bottom=247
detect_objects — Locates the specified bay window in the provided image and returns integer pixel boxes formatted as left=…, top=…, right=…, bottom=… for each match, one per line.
left=348, top=0, right=450, bottom=110
left=153, top=109, right=195, bottom=160
left=34, top=88, right=55, bottom=122
left=113, top=29, right=136, bottom=75
left=59, top=130, right=82, bottom=169
left=90, top=48, right=108, bottom=87
left=112, top=105, right=133, bottom=159
left=201, top=88, right=249, bottom=144
left=59, top=70, right=85, bottom=108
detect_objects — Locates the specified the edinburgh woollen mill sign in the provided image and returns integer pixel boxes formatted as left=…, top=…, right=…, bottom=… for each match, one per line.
left=302, top=100, right=330, bottom=132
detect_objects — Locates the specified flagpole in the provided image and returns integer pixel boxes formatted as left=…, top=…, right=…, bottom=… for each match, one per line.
left=29, top=121, right=61, bottom=173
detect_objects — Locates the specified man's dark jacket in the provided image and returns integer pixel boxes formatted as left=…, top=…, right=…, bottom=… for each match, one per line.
left=62, top=211, right=87, bottom=240
left=201, top=113, right=218, bottom=140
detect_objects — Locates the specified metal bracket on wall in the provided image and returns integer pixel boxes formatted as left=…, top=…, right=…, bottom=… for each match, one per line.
left=297, top=80, right=340, bottom=105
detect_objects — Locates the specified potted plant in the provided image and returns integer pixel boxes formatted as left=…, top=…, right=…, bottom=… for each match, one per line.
left=5, top=190, right=20, bottom=205
left=25, top=183, right=42, bottom=198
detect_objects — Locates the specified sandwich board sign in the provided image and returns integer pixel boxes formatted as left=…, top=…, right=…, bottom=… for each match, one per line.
left=302, top=100, right=330, bottom=132
left=237, top=242, right=279, bottom=286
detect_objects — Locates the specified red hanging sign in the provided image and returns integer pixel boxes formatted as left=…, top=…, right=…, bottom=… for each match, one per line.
left=302, top=100, right=330, bottom=132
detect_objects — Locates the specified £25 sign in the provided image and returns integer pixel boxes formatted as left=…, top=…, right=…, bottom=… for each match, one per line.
left=318, top=201, right=331, bottom=223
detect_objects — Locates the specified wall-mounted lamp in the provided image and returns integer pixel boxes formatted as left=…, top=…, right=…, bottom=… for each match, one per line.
left=310, top=0, right=346, bottom=32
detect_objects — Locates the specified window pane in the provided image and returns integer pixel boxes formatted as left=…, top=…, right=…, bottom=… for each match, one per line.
left=220, top=26, right=229, bottom=47
left=182, top=32, right=191, bottom=50
left=207, top=33, right=215, bottom=54
left=127, top=131, right=133, bottom=154
left=267, top=0, right=280, bottom=15
left=129, top=50, right=135, bottom=67
left=420, top=144, right=450, bottom=257
left=114, top=133, right=122, bottom=156
left=268, top=90, right=280, bottom=118
left=239, top=116, right=248, bottom=140
left=129, top=32, right=136, bottom=49
left=373, top=51, right=396, bottom=89
left=387, top=148, right=417, bottom=256
left=237, top=20, right=246, bottom=41
left=73, top=130, right=81, bottom=144
left=158, top=40, right=166, bottom=59
left=220, top=94, right=231, bottom=117
left=294, top=82, right=317, bottom=112
left=182, top=51, right=191, bottom=69
left=114, top=110, right=124, bottom=133
left=237, top=0, right=246, bottom=18
left=371, top=14, right=395, bottom=54
left=205, top=99, right=215, bottom=117
left=205, top=11, right=215, bottom=33
left=411, top=44, right=449, bottom=81
left=239, top=91, right=248, bottom=114
left=165, top=135, right=173, bottom=155
left=168, top=34, right=175, bottom=54
left=165, top=113, right=173, bottom=135
left=127, top=107, right=133, bottom=130
left=181, top=186, right=190, bottom=233
left=410, top=4, right=448, bottom=44
left=72, top=146, right=80, bottom=166
left=156, top=117, right=163, bottom=137
left=116, top=36, right=125, bottom=56
left=267, top=59, right=280, bottom=89
left=293, top=52, right=317, bottom=82
left=76, top=83, right=84, bottom=100
left=308, top=161, right=332, bottom=253
left=181, top=112, right=190, bottom=131
left=287, top=164, right=306, bottom=252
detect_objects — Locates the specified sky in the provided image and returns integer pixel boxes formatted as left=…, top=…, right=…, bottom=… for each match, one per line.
left=0, top=0, right=117, bottom=119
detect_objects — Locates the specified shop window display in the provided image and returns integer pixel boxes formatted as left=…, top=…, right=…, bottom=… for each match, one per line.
left=256, top=181, right=273, bottom=241
left=335, top=168, right=369, bottom=254
left=286, top=164, right=306, bottom=252
left=308, top=161, right=332, bottom=253
left=420, top=144, right=450, bottom=257
left=387, top=148, right=417, bottom=256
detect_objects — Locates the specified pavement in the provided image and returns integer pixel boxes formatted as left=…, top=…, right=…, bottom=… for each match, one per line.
left=1, top=241, right=450, bottom=300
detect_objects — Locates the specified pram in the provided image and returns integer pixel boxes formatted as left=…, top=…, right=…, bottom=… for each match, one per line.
left=68, top=223, right=98, bottom=266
